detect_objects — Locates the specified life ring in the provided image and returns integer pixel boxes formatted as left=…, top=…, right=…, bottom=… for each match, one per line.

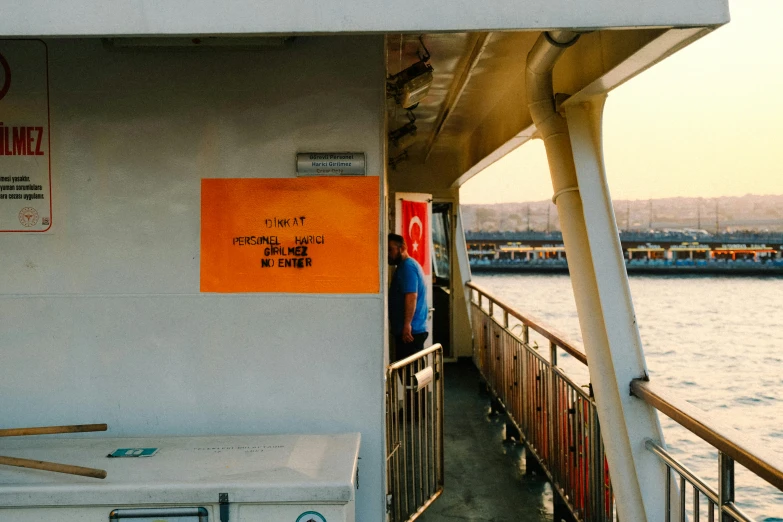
left=0, top=52, right=11, bottom=102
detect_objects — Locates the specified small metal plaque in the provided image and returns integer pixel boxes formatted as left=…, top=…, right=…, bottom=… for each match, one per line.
left=108, top=448, right=159, bottom=458
left=296, top=152, right=366, bottom=176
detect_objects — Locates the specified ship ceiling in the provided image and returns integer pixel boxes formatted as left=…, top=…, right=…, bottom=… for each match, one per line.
left=386, top=27, right=713, bottom=195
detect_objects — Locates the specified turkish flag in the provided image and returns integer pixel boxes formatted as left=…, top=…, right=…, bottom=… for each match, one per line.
left=401, top=200, right=430, bottom=275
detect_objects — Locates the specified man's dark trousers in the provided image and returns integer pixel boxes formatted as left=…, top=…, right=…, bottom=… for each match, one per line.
left=394, top=332, right=429, bottom=362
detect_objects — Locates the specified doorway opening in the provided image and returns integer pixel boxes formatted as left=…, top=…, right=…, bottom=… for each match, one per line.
left=431, top=202, right=452, bottom=358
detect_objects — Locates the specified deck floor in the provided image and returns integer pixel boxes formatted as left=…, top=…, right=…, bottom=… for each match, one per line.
left=419, top=359, right=552, bottom=522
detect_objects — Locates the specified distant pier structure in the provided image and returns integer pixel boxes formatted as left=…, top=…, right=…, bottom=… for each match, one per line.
left=467, top=231, right=783, bottom=274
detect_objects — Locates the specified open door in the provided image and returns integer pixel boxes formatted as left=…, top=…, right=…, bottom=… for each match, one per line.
left=387, top=194, right=444, bottom=522
left=394, top=193, right=433, bottom=347
left=431, top=202, right=453, bottom=358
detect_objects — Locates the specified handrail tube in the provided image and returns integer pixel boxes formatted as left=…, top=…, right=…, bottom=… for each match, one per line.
left=388, top=343, right=443, bottom=371
left=645, top=440, right=720, bottom=505
left=467, top=282, right=587, bottom=364
left=724, top=502, right=752, bottom=521
left=646, top=442, right=753, bottom=522
left=631, top=379, right=783, bottom=491
left=552, top=365, right=590, bottom=400
left=488, top=316, right=549, bottom=364
left=407, top=489, right=443, bottom=522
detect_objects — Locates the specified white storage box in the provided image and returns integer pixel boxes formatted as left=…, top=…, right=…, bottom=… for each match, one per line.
left=0, top=433, right=360, bottom=522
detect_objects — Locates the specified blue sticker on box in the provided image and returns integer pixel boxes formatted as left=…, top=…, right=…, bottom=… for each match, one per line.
left=108, top=448, right=159, bottom=458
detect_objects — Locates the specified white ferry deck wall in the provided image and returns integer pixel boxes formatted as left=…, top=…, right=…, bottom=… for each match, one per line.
left=0, top=1, right=730, bottom=521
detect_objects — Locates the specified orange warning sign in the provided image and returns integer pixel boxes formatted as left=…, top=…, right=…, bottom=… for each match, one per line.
left=201, top=177, right=379, bottom=293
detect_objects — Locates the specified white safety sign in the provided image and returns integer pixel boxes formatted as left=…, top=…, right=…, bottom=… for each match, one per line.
left=0, top=40, right=51, bottom=232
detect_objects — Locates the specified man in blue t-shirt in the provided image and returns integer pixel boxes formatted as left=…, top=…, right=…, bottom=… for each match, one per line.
left=388, top=233, right=428, bottom=361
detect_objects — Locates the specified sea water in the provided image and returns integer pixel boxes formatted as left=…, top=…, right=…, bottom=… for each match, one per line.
left=472, top=273, right=783, bottom=521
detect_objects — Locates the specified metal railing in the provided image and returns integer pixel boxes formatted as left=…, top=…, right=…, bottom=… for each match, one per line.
left=631, top=379, right=783, bottom=522
left=469, top=281, right=783, bottom=521
left=468, top=282, right=613, bottom=522
left=386, top=343, right=444, bottom=522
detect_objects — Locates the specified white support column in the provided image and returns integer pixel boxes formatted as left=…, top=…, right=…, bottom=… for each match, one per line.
left=560, top=96, right=668, bottom=522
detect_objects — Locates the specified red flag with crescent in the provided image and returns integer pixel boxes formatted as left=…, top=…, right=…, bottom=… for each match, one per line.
left=401, top=199, right=430, bottom=275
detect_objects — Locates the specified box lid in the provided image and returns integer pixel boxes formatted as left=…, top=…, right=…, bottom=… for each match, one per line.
left=0, top=433, right=360, bottom=507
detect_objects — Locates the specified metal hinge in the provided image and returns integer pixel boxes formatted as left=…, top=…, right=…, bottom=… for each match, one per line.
left=386, top=494, right=393, bottom=513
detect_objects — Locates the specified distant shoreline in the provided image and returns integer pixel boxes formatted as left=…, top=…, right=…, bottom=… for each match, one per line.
left=470, top=263, right=783, bottom=277
left=461, top=194, right=783, bottom=234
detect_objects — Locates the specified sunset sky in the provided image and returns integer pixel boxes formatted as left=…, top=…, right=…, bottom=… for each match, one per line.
left=460, top=0, right=783, bottom=204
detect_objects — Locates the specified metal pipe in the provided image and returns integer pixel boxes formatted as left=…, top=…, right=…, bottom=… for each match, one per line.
left=389, top=343, right=443, bottom=370
left=525, top=30, right=665, bottom=521
left=645, top=439, right=753, bottom=522
left=526, top=31, right=581, bottom=205
left=680, top=475, right=686, bottom=521
left=632, top=379, right=783, bottom=491
left=466, top=282, right=587, bottom=364
left=645, top=440, right=719, bottom=505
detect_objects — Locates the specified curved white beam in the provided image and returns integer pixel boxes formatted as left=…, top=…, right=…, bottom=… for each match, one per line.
left=526, top=31, right=670, bottom=521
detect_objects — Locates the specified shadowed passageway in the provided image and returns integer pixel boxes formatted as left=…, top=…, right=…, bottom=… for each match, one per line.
left=419, top=359, right=552, bottom=522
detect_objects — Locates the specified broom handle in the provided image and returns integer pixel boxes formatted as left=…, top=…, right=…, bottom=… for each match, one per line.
left=0, top=455, right=107, bottom=479
left=0, top=424, right=108, bottom=437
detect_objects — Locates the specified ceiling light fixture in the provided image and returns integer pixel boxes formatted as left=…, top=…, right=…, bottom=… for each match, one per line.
left=388, top=150, right=409, bottom=170
left=388, top=111, right=417, bottom=150
left=387, top=36, right=433, bottom=110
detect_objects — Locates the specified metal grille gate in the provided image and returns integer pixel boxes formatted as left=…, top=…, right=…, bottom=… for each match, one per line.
left=385, top=344, right=444, bottom=522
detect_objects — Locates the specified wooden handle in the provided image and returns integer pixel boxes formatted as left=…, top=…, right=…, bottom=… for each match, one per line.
left=0, top=424, right=108, bottom=438
left=0, top=455, right=107, bottom=479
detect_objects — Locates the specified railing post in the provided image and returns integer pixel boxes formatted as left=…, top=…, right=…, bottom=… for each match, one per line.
left=436, top=348, right=444, bottom=495
left=554, top=491, right=579, bottom=522
left=719, top=452, right=735, bottom=522
left=522, top=325, right=530, bottom=436
left=521, top=324, right=529, bottom=435
left=547, top=341, right=556, bottom=473
left=505, top=330, right=512, bottom=412
left=665, top=463, right=671, bottom=522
